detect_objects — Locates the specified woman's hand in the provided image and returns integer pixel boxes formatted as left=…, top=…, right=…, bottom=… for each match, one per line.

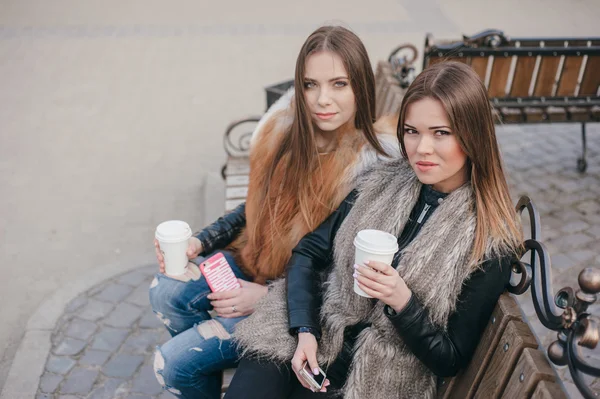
left=291, top=333, right=330, bottom=392
left=208, top=280, right=268, bottom=318
left=354, top=260, right=412, bottom=312
left=154, top=237, right=204, bottom=274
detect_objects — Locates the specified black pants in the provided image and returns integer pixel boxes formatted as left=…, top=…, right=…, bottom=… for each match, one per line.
left=224, top=357, right=344, bottom=399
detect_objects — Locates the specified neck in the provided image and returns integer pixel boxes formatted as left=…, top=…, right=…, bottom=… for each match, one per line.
left=313, top=120, right=355, bottom=154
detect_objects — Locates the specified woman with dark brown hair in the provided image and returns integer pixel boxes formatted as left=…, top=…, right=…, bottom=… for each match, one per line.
left=148, top=26, right=399, bottom=399
left=229, top=61, right=523, bottom=398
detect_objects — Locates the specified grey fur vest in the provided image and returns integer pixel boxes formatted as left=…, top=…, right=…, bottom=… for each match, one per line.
left=234, top=158, right=502, bottom=399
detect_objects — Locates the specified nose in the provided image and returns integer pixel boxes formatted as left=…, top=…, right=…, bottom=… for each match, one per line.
left=317, top=87, right=333, bottom=107
left=416, top=134, right=434, bottom=155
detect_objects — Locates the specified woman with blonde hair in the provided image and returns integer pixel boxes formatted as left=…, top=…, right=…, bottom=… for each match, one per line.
left=149, top=25, right=399, bottom=398
left=229, top=61, right=523, bottom=398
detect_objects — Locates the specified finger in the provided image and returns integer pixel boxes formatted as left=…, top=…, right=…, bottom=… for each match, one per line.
left=356, top=280, right=383, bottom=298
left=363, top=260, right=396, bottom=276
left=291, top=355, right=304, bottom=374
left=305, top=349, right=319, bottom=376
left=354, top=273, right=388, bottom=294
left=354, top=264, right=383, bottom=282
left=210, top=298, right=237, bottom=309
left=218, top=312, right=243, bottom=319
left=207, top=288, right=241, bottom=301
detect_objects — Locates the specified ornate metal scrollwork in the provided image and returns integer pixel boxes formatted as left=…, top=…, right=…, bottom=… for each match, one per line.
left=223, top=116, right=261, bottom=158
left=511, top=195, right=600, bottom=398
left=388, top=44, right=418, bottom=88
left=221, top=116, right=261, bottom=179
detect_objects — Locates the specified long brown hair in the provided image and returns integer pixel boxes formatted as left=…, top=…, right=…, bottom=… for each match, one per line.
left=262, top=26, right=389, bottom=230
left=397, top=61, right=522, bottom=262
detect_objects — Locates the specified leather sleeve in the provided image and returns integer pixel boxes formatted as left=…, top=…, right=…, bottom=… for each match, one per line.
left=193, top=202, right=246, bottom=255
left=287, top=191, right=357, bottom=335
left=384, top=255, right=513, bottom=377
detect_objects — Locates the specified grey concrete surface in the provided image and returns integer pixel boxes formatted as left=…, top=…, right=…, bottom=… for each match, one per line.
left=1, top=0, right=599, bottom=396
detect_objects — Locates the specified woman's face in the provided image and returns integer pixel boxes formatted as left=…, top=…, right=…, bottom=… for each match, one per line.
left=402, top=97, right=469, bottom=193
left=303, top=50, right=356, bottom=132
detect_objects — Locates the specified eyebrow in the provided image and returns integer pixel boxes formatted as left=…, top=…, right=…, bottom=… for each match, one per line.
left=304, top=76, right=349, bottom=82
left=404, top=123, right=451, bottom=130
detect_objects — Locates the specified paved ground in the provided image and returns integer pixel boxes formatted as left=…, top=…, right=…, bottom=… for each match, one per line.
left=1, top=0, right=600, bottom=398
left=22, top=122, right=600, bottom=399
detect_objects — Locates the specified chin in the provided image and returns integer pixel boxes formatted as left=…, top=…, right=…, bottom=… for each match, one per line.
left=314, top=120, right=341, bottom=132
left=414, top=172, right=440, bottom=186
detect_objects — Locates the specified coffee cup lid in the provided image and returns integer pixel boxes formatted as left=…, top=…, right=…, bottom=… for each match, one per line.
left=155, top=220, right=192, bottom=243
left=353, top=229, right=399, bottom=255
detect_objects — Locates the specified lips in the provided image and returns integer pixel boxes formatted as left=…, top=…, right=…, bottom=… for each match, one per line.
left=416, top=161, right=437, bottom=172
left=316, top=113, right=337, bottom=120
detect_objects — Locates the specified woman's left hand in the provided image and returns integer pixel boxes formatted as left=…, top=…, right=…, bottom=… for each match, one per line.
left=354, top=261, right=412, bottom=312
left=209, top=280, right=268, bottom=318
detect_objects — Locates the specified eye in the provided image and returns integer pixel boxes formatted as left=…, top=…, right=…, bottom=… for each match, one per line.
left=434, top=130, right=451, bottom=136
left=334, top=81, right=348, bottom=88
left=304, top=81, right=316, bottom=89
left=404, top=128, right=418, bottom=135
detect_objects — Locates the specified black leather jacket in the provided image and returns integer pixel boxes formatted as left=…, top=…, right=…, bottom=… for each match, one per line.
left=286, top=188, right=512, bottom=377
left=193, top=203, right=246, bottom=255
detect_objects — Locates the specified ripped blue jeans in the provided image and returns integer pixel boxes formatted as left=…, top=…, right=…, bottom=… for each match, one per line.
left=149, top=250, right=251, bottom=399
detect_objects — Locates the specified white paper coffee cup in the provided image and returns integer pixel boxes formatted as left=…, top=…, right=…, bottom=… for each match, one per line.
left=155, top=220, right=192, bottom=276
left=353, top=229, right=399, bottom=298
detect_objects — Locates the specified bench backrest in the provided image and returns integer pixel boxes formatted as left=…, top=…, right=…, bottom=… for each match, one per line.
left=424, top=34, right=600, bottom=100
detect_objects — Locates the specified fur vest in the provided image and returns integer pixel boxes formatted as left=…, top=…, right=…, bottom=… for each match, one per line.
left=234, top=158, right=509, bottom=398
left=228, top=89, right=399, bottom=283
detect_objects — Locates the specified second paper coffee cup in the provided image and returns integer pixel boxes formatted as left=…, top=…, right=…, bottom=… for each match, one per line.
left=353, top=229, right=399, bottom=298
left=155, top=220, right=192, bottom=276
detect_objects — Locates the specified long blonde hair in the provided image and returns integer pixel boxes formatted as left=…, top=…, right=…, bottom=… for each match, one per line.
left=397, top=61, right=522, bottom=262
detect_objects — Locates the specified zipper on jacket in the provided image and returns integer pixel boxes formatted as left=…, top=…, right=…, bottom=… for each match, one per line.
left=397, top=203, right=432, bottom=254
left=416, top=204, right=431, bottom=224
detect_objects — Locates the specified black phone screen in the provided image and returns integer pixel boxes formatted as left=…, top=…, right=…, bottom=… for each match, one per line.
left=303, top=363, right=325, bottom=386
left=312, top=371, right=325, bottom=386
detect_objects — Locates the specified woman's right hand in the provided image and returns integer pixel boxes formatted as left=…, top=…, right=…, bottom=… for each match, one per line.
left=154, top=237, right=204, bottom=274
left=291, top=333, right=330, bottom=392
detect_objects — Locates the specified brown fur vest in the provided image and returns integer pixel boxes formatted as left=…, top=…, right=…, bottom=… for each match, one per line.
left=227, top=89, right=399, bottom=283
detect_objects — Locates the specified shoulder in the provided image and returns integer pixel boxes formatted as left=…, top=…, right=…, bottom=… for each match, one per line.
left=250, top=87, right=295, bottom=148
left=350, top=114, right=401, bottom=178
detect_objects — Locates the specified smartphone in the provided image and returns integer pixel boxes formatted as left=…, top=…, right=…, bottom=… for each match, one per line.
left=200, top=253, right=241, bottom=292
left=299, top=361, right=326, bottom=391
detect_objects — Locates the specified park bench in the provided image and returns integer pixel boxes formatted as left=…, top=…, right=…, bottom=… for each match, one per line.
left=218, top=42, right=600, bottom=396
left=376, top=29, right=600, bottom=172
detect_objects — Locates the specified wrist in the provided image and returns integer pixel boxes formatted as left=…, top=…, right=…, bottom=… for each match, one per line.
left=391, top=290, right=412, bottom=313
left=295, top=327, right=320, bottom=340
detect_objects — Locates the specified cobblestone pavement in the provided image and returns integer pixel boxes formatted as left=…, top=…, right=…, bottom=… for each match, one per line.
left=36, top=123, right=599, bottom=398
left=35, top=266, right=174, bottom=399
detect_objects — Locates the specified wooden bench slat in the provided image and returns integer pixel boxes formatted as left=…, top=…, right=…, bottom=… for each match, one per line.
left=533, top=56, right=562, bottom=96
left=579, top=56, right=600, bottom=96
left=546, top=106, right=568, bottom=121
left=531, top=380, right=569, bottom=399
left=510, top=56, right=537, bottom=97
left=557, top=56, right=584, bottom=96
left=440, top=294, right=523, bottom=399
left=501, top=348, right=564, bottom=398
left=473, top=319, right=539, bottom=398
left=225, top=199, right=245, bottom=211
left=226, top=186, right=248, bottom=199
left=226, top=175, right=250, bottom=186
left=226, top=160, right=251, bottom=176
left=470, top=57, right=489, bottom=84
left=488, top=56, right=513, bottom=97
